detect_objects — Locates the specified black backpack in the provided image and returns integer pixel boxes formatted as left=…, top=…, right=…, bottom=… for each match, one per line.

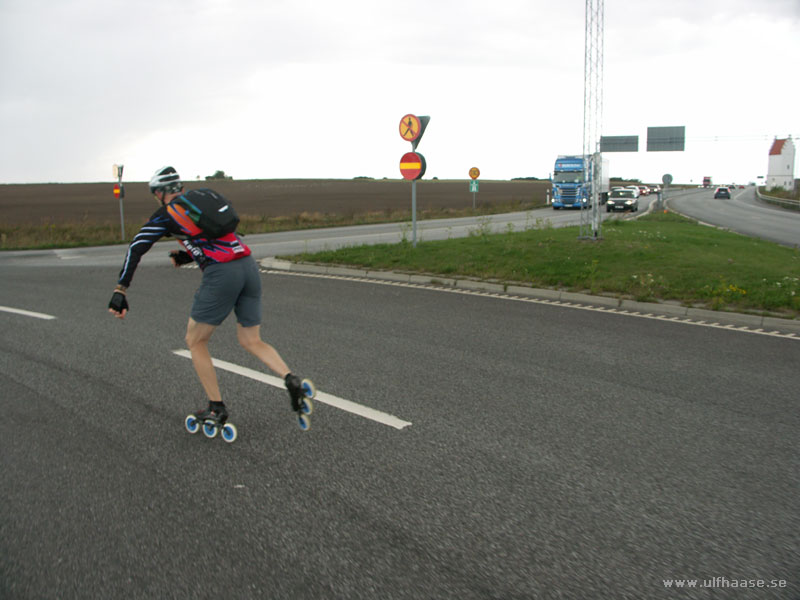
left=167, top=189, right=240, bottom=238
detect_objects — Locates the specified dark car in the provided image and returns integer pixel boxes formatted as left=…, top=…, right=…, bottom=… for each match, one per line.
left=606, top=189, right=639, bottom=212
left=714, top=187, right=731, bottom=199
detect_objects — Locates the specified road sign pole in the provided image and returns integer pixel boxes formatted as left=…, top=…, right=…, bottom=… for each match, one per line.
left=398, top=115, right=429, bottom=248
left=468, top=168, right=480, bottom=210
left=412, top=180, right=417, bottom=247
left=661, top=173, right=673, bottom=213
left=119, top=185, right=125, bottom=241
left=119, top=171, right=126, bottom=241
left=113, top=164, right=125, bottom=241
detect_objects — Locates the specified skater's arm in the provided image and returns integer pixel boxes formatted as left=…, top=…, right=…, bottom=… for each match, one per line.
left=117, top=213, right=171, bottom=287
left=110, top=210, right=172, bottom=319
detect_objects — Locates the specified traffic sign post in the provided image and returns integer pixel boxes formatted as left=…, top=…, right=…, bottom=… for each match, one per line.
left=112, top=164, right=125, bottom=241
left=398, top=115, right=430, bottom=247
left=469, top=167, right=480, bottom=208
left=659, top=173, right=673, bottom=212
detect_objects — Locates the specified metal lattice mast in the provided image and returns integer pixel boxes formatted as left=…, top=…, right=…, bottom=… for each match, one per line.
left=580, top=0, right=604, bottom=239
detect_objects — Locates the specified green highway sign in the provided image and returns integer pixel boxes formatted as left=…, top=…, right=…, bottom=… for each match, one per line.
left=469, top=181, right=479, bottom=193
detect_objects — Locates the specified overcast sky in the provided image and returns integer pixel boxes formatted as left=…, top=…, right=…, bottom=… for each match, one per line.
left=1, top=0, right=798, bottom=185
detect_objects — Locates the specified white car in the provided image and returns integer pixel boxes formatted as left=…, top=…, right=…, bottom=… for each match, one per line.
left=625, top=186, right=641, bottom=198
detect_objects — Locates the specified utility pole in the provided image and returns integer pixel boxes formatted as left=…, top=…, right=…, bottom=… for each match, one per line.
left=580, top=0, right=604, bottom=240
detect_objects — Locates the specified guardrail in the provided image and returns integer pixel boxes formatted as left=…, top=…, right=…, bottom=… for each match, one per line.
left=757, top=187, right=800, bottom=210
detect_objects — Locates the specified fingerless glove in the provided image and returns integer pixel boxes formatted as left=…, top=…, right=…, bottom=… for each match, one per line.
left=109, top=291, right=129, bottom=313
left=169, top=250, right=194, bottom=266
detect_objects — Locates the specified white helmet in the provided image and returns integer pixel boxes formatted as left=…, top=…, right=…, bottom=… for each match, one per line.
left=149, top=166, right=182, bottom=194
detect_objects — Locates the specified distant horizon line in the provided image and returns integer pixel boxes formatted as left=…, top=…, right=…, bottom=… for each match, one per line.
left=2, top=175, right=759, bottom=186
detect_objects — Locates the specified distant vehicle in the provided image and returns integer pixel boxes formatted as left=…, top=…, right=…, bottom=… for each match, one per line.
left=637, top=186, right=650, bottom=196
left=625, top=186, right=641, bottom=198
left=650, top=185, right=661, bottom=194
left=714, top=187, right=731, bottom=199
left=606, top=188, right=639, bottom=212
left=703, top=176, right=713, bottom=188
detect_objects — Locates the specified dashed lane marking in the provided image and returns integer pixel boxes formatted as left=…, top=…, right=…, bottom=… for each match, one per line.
left=172, top=350, right=412, bottom=430
left=0, top=305, right=56, bottom=320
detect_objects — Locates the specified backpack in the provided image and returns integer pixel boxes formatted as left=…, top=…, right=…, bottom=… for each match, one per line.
left=166, top=189, right=240, bottom=239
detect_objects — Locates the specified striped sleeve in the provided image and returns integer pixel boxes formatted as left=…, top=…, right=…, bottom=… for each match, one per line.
left=117, top=212, right=172, bottom=287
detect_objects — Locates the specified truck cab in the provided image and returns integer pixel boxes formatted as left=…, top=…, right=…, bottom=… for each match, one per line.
left=551, top=155, right=609, bottom=209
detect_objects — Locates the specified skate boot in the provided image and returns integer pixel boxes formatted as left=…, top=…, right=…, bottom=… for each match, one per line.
left=284, top=373, right=316, bottom=431
left=195, top=401, right=228, bottom=424
left=184, top=401, right=237, bottom=443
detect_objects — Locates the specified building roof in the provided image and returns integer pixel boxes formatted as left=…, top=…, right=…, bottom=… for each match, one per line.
left=769, top=138, right=787, bottom=155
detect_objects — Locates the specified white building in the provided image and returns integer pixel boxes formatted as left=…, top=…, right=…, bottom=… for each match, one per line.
left=766, top=137, right=795, bottom=191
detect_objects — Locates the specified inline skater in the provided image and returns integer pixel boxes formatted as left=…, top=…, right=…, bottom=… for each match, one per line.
left=108, top=166, right=309, bottom=429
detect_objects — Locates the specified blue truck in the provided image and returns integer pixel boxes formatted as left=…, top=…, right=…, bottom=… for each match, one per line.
left=551, top=154, right=610, bottom=209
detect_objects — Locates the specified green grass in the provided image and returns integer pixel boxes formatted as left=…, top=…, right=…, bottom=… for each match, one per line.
left=285, top=211, right=800, bottom=316
left=0, top=222, right=142, bottom=250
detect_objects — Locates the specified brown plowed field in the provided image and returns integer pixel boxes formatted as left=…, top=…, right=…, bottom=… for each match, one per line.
left=0, top=179, right=549, bottom=226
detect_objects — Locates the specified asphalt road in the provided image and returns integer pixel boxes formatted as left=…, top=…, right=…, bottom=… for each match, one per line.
left=667, top=187, right=800, bottom=248
left=1, top=261, right=798, bottom=599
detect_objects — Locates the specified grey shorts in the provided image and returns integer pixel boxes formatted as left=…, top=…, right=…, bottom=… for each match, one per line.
left=190, top=256, right=262, bottom=327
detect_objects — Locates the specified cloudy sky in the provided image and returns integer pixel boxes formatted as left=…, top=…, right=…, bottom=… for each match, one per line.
left=1, top=0, right=798, bottom=185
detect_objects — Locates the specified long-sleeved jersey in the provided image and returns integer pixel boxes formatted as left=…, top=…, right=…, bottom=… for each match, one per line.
left=117, top=204, right=251, bottom=288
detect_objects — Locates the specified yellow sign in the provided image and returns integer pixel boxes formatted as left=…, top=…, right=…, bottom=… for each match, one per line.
left=469, top=167, right=480, bottom=180
left=399, top=114, right=422, bottom=142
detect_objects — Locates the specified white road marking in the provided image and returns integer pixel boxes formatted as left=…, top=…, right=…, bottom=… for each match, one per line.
left=261, top=269, right=800, bottom=341
left=0, top=305, right=56, bottom=320
left=172, top=349, right=412, bottom=430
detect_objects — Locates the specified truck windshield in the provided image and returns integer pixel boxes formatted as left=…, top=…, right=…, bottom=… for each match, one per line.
left=553, top=172, right=585, bottom=183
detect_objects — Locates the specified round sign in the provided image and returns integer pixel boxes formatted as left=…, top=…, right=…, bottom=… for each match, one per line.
left=400, top=152, right=426, bottom=181
left=469, top=167, right=480, bottom=180
left=399, top=114, right=422, bottom=143
left=662, top=173, right=673, bottom=185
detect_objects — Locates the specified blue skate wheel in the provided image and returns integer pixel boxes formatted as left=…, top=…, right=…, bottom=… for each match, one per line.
left=185, top=415, right=199, bottom=434
left=297, top=414, right=311, bottom=431
left=300, top=397, right=313, bottom=416
left=301, top=379, right=316, bottom=399
left=221, top=423, right=237, bottom=443
left=202, top=420, right=218, bottom=439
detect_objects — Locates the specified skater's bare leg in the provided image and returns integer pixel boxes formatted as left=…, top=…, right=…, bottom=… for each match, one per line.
left=185, top=318, right=222, bottom=403
left=237, top=324, right=290, bottom=378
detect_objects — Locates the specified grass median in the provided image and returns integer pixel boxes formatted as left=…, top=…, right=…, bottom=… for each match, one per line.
left=284, top=211, right=800, bottom=317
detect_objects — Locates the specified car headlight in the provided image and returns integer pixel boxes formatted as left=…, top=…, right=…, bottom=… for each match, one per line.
left=625, top=200, right=632, bottom=205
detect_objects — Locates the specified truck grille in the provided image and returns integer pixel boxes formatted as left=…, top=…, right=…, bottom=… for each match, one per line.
left=560, top=189, right=579, bottom=202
